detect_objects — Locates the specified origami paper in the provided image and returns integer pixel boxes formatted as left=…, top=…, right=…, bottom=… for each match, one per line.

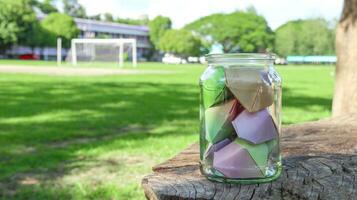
left=204, top=138, right=231, bottom=159
left=200, top=66, right=228, bottom=108
left=225, top=68, right=274, bottom=112
left=268, top=106, right=280, bottom=129
left=212, top=169, right=226, bottom=177
left=234, top=138, right=269, bottom=173
left=266, top=139, right=278, bottom=153
left=266, top=139, right=279, bottom=162
left=232, top=109, right=278, bottom=144
left=205, top=99, right=240, bottom=143
left=213, top=141, right=263, bottom=178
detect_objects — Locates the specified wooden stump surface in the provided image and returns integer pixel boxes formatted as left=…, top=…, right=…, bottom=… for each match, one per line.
left=142, top=114, right=357, bottom=200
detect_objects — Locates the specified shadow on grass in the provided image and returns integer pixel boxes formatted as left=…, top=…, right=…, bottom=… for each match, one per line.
left=0, top=80, right=199, bottom=198
left=282, top=87, right=332, bottom=112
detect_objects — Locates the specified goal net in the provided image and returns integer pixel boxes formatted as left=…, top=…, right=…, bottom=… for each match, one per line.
left=65, top=38, right=137, bottom=67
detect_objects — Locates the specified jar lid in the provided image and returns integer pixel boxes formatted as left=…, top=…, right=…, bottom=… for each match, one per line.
left=206, top=53, right=275, bottom=64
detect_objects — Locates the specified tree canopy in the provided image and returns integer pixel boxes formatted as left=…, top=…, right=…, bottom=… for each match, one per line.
left=0, top=0, right=37, bottom=51
left=148, top=16, right=172, bottom=50
left=63, top=0, right=86, bottom=18
left=103, top=13, right=114, bottom=22
left=24, top=21, right=50, bottom=49
left=0, top=0, right=338, bottom=59
left=158, top=29, right=202, bottom=57
left=40, top=13, right=79, bottom=48
left=184, top=10, right=274, bottom=53
left=115, top=16, right=149, bottom=26
left=30, top=0, right=58, bottom=14
left=274, top=19, right=335, bottom=57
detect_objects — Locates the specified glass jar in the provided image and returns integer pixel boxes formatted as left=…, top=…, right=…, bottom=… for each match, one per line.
left=199, top=53, right=282, bottom=184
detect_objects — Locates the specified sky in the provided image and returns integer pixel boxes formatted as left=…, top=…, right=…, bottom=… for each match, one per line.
left=78, top=0, right=344, bottom=30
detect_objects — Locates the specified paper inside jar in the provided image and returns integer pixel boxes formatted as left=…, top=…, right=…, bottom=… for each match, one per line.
left=225, top=67, right=274, bottom=112
left=201, top=66, right=229, bottom=108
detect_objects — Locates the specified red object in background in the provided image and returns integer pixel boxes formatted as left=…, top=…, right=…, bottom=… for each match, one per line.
left=19, top=54, right=39, bottom=60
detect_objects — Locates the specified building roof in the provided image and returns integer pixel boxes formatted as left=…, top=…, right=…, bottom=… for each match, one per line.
left=74, top=18, right=149, bottom=36
left=38, top=14, right=149, bottom=37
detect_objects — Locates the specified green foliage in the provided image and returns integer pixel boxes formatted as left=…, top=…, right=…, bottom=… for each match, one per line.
left=158, top=29, right=202, bottom=57
left=185, top=11, right=274, bottom=53
left=40, top=13, right=79, bottom=48
left=275, top=19, right=335, bottom=57
left=31, top=0, right=58, bottom=14
left=24, top=21, right=51, bottom=48
left=87, top=14, right=101, bottom=21
left=115, top=16, right=150, bottom=25
left=148, top=16, right=172, bottom=49
left=96, top=33, right=112, bottom=39
left=42, top=0, right=58, bottom=13
left=103, top=12, right=114, bottom=22
left=0, top=0, right=37, bottom=51
left=63, top=0, right=86, bottom=18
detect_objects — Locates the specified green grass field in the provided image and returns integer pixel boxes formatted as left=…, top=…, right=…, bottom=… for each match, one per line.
left=0, top=61, right=334, bottom=199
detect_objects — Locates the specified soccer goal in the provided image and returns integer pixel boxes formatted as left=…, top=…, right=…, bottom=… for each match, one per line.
left=67, top=38, right=137, bottom=67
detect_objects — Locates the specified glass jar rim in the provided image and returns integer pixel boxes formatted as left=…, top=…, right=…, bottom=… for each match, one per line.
left=205, top=53, right=276, bottom=63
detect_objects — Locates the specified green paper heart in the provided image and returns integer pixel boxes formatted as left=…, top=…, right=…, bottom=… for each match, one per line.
left=205, top=100, right=236, bottom=143
left=266, top=139, right=278, bottom=153
left=234, top=138, right=269, bottom=173
left=201, top=66, right=227, bottom=108
left=202, top=88, right=226, bottom=109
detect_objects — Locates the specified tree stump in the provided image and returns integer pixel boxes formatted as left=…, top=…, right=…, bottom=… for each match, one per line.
left=142, top=114, right=357, bottom=199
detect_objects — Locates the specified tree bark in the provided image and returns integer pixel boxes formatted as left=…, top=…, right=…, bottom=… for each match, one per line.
left=142, top=114, right=357, bottom=199
left=332, top=0, right=357, bottom=116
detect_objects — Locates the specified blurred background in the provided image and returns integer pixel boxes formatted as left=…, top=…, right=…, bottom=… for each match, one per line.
left=0, top=0, right=348, bottom=199
left=0, top=0, right=342, bottom=64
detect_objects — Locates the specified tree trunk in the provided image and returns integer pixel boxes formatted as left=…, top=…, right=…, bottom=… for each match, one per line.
left=332, top=0, right=357, bottom=116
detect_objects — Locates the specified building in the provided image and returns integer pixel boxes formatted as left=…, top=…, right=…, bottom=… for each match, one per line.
left=286, top=56, right=336, bottom=64
left=6, top=16, right=152, bottom=61
left=75, top=18, right=151, bottom=60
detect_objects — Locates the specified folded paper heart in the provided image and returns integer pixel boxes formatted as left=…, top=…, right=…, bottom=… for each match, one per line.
left=204, top=138, right=231, bottom=159
left=213, top=138, right=270, bottom=178
left=225, top=68, right=274, bottom=112
left=267, top=139, right=279, bottom=163
left=205, top=99, right=242, bottom=143
left=234, top=138, right=269, bottom=173
left=213, top=141, right=264, bottom=178
left=232, top=109, right=278, bottom=144
left=267, top=139, right=278, bottom=153
left=200, top=66, right=228, bottom=108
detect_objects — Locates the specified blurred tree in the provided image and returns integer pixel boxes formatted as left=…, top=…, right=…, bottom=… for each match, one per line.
left=184, top=11, right=274, bottom=53
left=87, top=14, right=101, bottom=21
left=63, top=0, right=86, bottom=18
left=148, top=16, right=172, bottom=49
left=115, top=16, right=149, bottom=25
left=273, top=22, right=296, bottom=57
left=31, top=0, right=58, bottom=14
left=275, top=19, right=335, bottom=57
left=40, top=13, right=79, bottom=48
left=39, top=0, right=58, bottom=14
left=104, top=13, right=114, bottom=22
left=333, top=0, right=357, bottom=116
left=24, top=21, right=48, bottom=51
left=158, top=29, right=201, bottom=57
left=0, top=0, right=37, bottom=52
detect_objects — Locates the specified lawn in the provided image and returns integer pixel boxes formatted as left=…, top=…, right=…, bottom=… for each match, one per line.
left=0, top=61, right=334, bottom=199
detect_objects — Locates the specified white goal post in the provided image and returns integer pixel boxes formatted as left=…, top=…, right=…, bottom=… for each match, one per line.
left=70, top=38, right=137, bottom=67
